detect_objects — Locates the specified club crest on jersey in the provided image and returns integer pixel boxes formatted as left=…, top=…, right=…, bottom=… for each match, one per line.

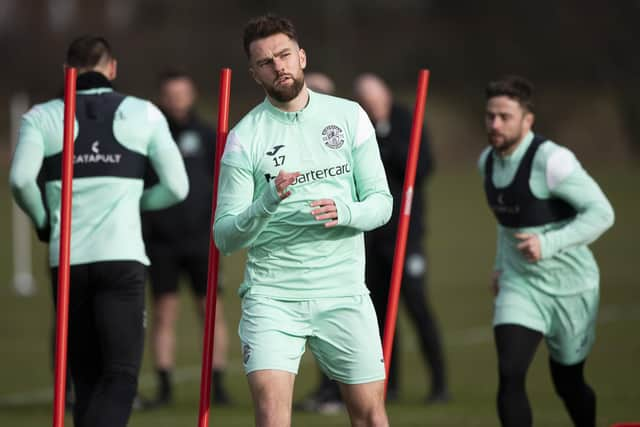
left=242, top=343, right=252, bottom=364
left=322, top=125, right=344, bottom=149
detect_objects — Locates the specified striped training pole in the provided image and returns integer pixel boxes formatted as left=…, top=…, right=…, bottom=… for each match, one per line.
left=382, top=69, right=430, bottom=397
left=52, top=66, right=77, bottom=427
left=197, top=68, right=232, bottom=427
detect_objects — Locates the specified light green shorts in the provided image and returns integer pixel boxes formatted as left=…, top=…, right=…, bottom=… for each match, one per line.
left=239, top=294, right=386, bottom=384
left=494, top=285, right=599, bottom=365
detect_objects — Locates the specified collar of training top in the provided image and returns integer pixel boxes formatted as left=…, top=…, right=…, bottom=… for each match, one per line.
left=76, top=71, right=114, bottom=91
left=263, top=88, right=314, bottom=124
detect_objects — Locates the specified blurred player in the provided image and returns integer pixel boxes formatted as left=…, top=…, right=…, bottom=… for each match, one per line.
left=297, top=72, right=450, bottom=413
left=139, top=70, right=230, bottom=408
left=479, top=75, right=614, bottom=427
left=9, top=35, right=188, bottom=427
left=305, top=71, right=336, bottom=95
left=214, top=14, right=392, bottom=427
left=354, top=73, right=449, bottom=404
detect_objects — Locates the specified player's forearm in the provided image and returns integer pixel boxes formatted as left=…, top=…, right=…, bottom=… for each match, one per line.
left=10, top=179, right=47, bottom=229
left=140, top=183, right=188, bottom=211
left=336, top=189, right=392, bottom=231
left=214, top=184, right=280, bottom=254
left=141, top=147, right=189, bottom=211
left=540, top=201, right=614, bottom=258
left=9, top=132, right=47, bottom=228
left=539, top=172, right=614, bottom=258
left=342, top=134, right=393, bottom=231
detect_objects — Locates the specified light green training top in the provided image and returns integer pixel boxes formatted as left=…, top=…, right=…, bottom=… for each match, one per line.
left=9, top=87, right=189, bottom=267
left=479, top=131, right=615, bottom=295
left=214, top=89, right=392, bottom=299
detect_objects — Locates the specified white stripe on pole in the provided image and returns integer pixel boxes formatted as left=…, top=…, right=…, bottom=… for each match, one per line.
left=10, top=92, right=36, bottom=297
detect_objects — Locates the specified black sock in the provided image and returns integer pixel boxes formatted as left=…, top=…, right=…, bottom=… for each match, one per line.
left=212, top=370, right=223, bottom=392
left=157, top=369, right=172, bottom=400
left=211, top=370, right=231, bottom=403
left=319, top=372, right=333, bottom=390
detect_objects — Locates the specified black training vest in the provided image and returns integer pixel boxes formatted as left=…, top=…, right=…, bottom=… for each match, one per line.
left=43, top=91, right=147, bottom=182
left=484, top=135, right=576, bottom=228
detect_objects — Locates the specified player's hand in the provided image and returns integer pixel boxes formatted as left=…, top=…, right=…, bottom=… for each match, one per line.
left=275, top=170, right=300, bottom=200
left=515, top=232, right=542, bottom=262
left=310, top=199, right=338, bottom=228
left=36, top=223, right=51, bottom=243
left=491, top=270, right=501, bottom=296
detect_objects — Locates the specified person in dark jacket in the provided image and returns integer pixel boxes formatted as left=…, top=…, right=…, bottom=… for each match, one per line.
left=354, top=73, right=450, bottom=404
left=140, top=70, right=230, bottom=408
left=296, top=73, right=450, bottom=413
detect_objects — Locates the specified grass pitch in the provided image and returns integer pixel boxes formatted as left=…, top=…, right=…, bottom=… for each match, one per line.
left=1, top=168, right=638, bottom=426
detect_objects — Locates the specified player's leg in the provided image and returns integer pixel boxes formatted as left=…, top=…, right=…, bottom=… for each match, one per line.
left=365, top=243, right=400, bottom=398
left=339, top=381, right=388, bottom=427
left=239, top=296, right=308, bottom=426
left=293, top=370, right=342, bottom=413
left=50, top=324, right=75, bottom=410
left=546, top=288, right=599, bottom=427
left=247, top=370, right=296, bottom=427
left=146, top=244, right=181, bottom=406
left=493, top=285, right=549, bottom=427
left=549, top=359, right=595, bottom=427
left=400, top=247, right=449, bottom=402
left=82, top=261, right=146, bottom=427
left=188, top=252, right=230, bottom=403
left=52, top=264, right=98, bottom=426
left=210, top=299, right=228, bottom=371
left=494, top=324, right=543, bottom=427
left=50, top=264, right=74, bottom=411
left=211, top=298, right=230, bottom=402
left=310, top=294, right=388, bottom=426
left=153, top=293, right=180, bottom=370
left=150, top=293, right=179, bottom=402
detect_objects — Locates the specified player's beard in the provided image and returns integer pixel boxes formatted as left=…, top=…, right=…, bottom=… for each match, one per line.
left=488, top=130, right=523, bottom=155
left=265, top=72, right=305, bottom=103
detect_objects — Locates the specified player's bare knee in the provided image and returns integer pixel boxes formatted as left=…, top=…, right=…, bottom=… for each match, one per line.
left=346, top=397, right=388, bottom=427
left=253, top=399, right=291, bottom=427
left=350, top=406, right=389, bottom=427
left=368, top=406, right=389, bottom=427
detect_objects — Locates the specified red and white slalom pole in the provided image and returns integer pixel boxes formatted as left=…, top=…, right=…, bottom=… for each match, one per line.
left=197, top=68, right=232, bottom=427
left=52, top=67, right=77, bottom=427
left=381, top=69, right=430, bottom=397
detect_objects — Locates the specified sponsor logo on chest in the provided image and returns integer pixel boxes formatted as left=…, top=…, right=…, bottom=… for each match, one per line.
left=490, top=192, right=521, bottom=214
left=74, top=141, right=121, bottom=164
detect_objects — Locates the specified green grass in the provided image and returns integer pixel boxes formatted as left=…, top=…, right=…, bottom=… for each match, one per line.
left=1, top=168, right=638, bottom=426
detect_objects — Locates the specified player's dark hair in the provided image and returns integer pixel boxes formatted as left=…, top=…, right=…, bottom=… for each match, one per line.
left=486, top=75, right=534, bottom=112
left=243, top=14, right=299, bottom=58
left=157, top=68, right=192, bottom=88
left=66, top=35, right=113, bottom=69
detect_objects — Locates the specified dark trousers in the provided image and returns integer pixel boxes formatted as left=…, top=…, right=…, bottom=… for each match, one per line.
left=366, top=242, right=447, bottom=394
left=52, top=261, right=146, bottom=427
